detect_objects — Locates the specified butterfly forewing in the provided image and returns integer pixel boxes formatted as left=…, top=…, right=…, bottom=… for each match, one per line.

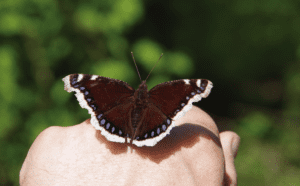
left=65, top=74, right=135, bottom=111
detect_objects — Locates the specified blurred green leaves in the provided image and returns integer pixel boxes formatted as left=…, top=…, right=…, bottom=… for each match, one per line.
left=0, top=46, right=17, bottom=102
left=0, top=12, right=22, bottom=36
left=74, top=0, right=143, bottom=33
left=92, top=59, right=135, bottom=82
left=233, top=0, right=297, bottom=15
left=239, top=111, right=272, bottom=139
left=132, top=39, right=164, bottom=69
left=165, top=52, right=194, bottom=76
left=47, top=37, right=72, bottom=63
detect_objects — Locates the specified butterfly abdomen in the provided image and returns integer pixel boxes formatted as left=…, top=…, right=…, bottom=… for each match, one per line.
left=131, top=105, right=144, bottom=129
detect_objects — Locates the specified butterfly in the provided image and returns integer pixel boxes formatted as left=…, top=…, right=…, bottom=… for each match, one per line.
left=62, top=54, right=213, bottom=147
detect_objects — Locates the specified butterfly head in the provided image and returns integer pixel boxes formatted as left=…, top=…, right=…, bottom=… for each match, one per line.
left=138, top=80, right=148, bottom=91
left=140, top=80, right=147, bottom=86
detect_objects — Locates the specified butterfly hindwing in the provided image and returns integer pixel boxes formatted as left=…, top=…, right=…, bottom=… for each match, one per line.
left=132, top=103, right=173, bottom=146
left=96, top=102, right=135, bottom=143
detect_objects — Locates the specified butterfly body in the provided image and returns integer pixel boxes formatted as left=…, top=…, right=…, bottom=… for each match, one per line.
left=63, top=74, right=212, bottom=147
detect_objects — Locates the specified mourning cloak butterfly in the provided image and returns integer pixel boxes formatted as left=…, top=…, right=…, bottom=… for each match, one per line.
left=62, top=61, right=212, bottom=147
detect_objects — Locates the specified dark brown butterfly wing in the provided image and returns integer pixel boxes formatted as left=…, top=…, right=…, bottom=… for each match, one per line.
left=131, top=79, right=213, bottom=146
left=63, top=74, right=136, bottom=143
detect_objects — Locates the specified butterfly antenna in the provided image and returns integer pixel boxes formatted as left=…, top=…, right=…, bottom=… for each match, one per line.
left=145, top=53, right=163, bottom=81
left=131, top=52, right=142, bottom=82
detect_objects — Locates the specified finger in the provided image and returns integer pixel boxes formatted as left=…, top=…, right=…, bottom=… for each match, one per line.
left=220, top=131, right=240, bottom=186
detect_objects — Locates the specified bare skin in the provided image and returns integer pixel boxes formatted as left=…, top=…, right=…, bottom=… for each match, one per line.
left=20, top=106, right=240, bottom=186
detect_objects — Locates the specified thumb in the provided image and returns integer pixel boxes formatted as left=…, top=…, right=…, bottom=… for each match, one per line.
left=220, top=131, right=240, bottom=186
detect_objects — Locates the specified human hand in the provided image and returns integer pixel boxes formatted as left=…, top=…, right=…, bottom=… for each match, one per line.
left=20, top=106, right=239, bottom=186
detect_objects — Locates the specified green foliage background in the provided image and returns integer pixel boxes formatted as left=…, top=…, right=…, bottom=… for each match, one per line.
left=0, top=0, right=300, bottom=185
